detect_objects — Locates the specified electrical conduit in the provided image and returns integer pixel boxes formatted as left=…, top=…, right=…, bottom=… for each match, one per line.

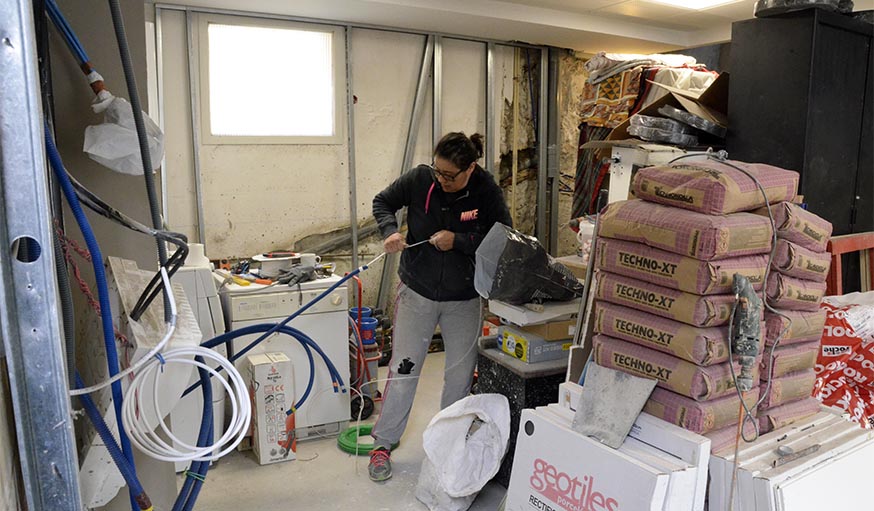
left=45, top=124, right=140, bottom=508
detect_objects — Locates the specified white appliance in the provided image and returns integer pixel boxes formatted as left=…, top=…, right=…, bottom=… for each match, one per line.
left=709, top=409, right=874, bottom=511
left=169, top=263, right=227, bottom=472
left=218, top=275, right=350, bottom=440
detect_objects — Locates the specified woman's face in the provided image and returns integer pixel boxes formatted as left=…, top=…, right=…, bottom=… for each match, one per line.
left=432, top=156, right=475, bottom=193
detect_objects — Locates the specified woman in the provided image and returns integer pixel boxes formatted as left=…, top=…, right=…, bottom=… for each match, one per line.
left=368, top=132, right=512, bottom=482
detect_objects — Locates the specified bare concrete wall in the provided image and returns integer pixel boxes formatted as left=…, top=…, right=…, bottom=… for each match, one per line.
left=557, top=49, right=589, bottom=257
left=157, top=10, right=491, bottom=306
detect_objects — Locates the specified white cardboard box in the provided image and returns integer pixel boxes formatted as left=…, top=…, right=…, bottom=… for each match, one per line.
left=709, top=410, right=874, bottom=511
left=557, top=382, right=711, bottom=511
left=506, top=408, right=671, bottom=511
left=543, top=404, right=702, bottom=511
left=489, top=299, right=580, bottom=326
left=246, top=352, right=296, bottom=465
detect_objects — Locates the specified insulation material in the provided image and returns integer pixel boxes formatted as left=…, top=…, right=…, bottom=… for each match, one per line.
left=596, top=272, right=736, bottom=327
left=764, top=309, right=826, bottom=346
left=598, top=200, right=773, bottom=261
left=813, top=295, right=874, bottom=429
left=766, top=272, right=827, bottom=312
left=814, top=374, right=874, bottom=429
left=757, top=397, right=821, bottom=434
left=644, top=386, right=760, bottom=435
left=704, top=421, right=759, bottom=454
left=758, top=370, right=817, bottom=410
left=756, top=201, right=833, bottom=252
left=631, top=160, right=799, bottom=215
left=760, top=341, right=819, bottom=381
left=596, top=238, right=768, bottom=296
left=593, top=335, right=755, bottom=401
left=593, top=301, right=731, bottom=366
left=773, top=239, right=831, bottom=282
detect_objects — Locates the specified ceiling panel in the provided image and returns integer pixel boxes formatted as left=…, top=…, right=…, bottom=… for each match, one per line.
left=596, top=10, right=705, bottom=29
left=702, top=0, right=756, bottom=19
left=499, top=0, right=625, bottom=13
left=597, top=0, right=696, bottom=18
left=670, top=10, right=734, bottom=29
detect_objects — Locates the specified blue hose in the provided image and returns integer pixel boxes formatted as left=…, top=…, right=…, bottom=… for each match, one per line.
left=173, top=361, right=213, bottom=511
left=45, top=0, right=89, bottom=65
left=75, top=373, right=149, bottom=506
left=227, top=271, right=362, bottom=369
left=193, top=324, right=331, bottom=411
left=46, top=124, right=138, bottom=508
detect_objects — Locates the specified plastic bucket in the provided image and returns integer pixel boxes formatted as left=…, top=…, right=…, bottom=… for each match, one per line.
left=359, top=317, right=379, bottom=343
left=349, top=307, right=372, bottom=320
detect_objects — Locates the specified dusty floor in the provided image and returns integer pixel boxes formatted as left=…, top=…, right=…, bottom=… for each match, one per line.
left=194, top=352, right=507, bottom=510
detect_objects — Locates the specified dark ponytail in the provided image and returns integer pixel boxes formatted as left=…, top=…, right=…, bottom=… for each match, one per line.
left=434, top=132, right=484, bottom=171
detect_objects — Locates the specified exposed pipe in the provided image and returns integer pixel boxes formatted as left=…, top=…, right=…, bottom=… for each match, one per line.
left=345, top=25, right=360, bottom=271
left=511, top=47, right=520, bottom=227
left=107, top=0, right=170, bottom=293
left=376, top=35, right=435, bottom=311
left=547, top=48, right=561, bottom=254
left=186, top=10, right=208, bottom=248
left=536, top=48, right=548, bottom=243
left=486, top=42, right=497, bottom=179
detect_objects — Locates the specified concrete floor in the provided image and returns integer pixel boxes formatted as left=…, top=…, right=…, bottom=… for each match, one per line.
left=194, top=352, right=507, bottom=510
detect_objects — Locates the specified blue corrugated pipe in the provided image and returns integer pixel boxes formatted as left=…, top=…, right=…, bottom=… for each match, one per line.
left=45, top=123, right=139, bottom=510
left=75, top=373, right=151, bottom=509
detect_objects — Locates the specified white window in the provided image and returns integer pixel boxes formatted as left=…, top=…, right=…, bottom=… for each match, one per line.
left=198, top=14, right=345, bottom=144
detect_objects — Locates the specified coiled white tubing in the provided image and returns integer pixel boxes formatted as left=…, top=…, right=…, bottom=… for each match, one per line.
left=121, top=346, right=251, bottom=463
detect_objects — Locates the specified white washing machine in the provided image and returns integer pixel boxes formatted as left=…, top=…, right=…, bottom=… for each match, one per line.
left=218, top=275, right=350, bottom=440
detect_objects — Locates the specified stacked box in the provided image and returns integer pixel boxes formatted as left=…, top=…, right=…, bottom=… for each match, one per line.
left=754, top=201, right=832, bottom=432
left=591, top=166, right=793, bottom=439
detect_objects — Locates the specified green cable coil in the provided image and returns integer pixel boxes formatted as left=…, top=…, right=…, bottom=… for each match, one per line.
left=337, top=424, right=399, bottom=456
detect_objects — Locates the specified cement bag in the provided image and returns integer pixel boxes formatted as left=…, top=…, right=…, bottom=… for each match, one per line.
left=755, top=202, right=832, bottom=252
left=632, top=159, right=799, bottom=215
left=475, top=223, right=583, bottom=305
left=598, top=200, right=773, bottom=261
left=415, top=394, right=510, bottom=511
left=83, top=91, right=164, bottom=175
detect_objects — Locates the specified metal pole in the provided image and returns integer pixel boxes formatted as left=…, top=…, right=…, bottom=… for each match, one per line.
left=376, top=35, right=434, bottom=310
left=0, top=0, right=81, bottom=508
left=485, top=42, right=496, bottom=178
left=186, top=11, right=208, bottom=248
left=547, top=48, right=561, bottom=255
left=433, top=35, right=442, bottom=148
left=345, top=26, right=359, bottom=272
left=156, top=6, right=169, bottom=225
left=536, top=47, right=548, bottom=243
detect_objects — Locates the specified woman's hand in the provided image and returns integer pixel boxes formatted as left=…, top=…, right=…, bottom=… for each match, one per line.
left=430, top=230, right=455, bottom=252
left=384, top=232, right=406, bottom=253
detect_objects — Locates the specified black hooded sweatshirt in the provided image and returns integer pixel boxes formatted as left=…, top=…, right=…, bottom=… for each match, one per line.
left=373, top=164, right=512, bottom=302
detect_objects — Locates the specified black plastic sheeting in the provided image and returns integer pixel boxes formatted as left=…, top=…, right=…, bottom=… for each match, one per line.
left=474, top=223, right=583, bottom=305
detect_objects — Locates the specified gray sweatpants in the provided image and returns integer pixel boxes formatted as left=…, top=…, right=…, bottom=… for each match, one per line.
left=372, top=283, right=482, bottom=451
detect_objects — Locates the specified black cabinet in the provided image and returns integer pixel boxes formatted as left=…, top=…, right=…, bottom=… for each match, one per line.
left=727, top=9, right=873, bottom=237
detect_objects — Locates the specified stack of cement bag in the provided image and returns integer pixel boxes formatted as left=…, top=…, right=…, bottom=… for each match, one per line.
left=753, top=202, right=833, bottom=434
left=591, top=158, right=800, bottom=448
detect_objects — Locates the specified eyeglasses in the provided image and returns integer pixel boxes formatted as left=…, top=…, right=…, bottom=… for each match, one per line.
left=428, top=162, right=466, bottom=182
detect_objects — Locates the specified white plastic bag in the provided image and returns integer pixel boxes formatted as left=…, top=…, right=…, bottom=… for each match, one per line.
left=415, top=394, right=510, bottom=511
left=83, top=91, right=164, bottom=175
